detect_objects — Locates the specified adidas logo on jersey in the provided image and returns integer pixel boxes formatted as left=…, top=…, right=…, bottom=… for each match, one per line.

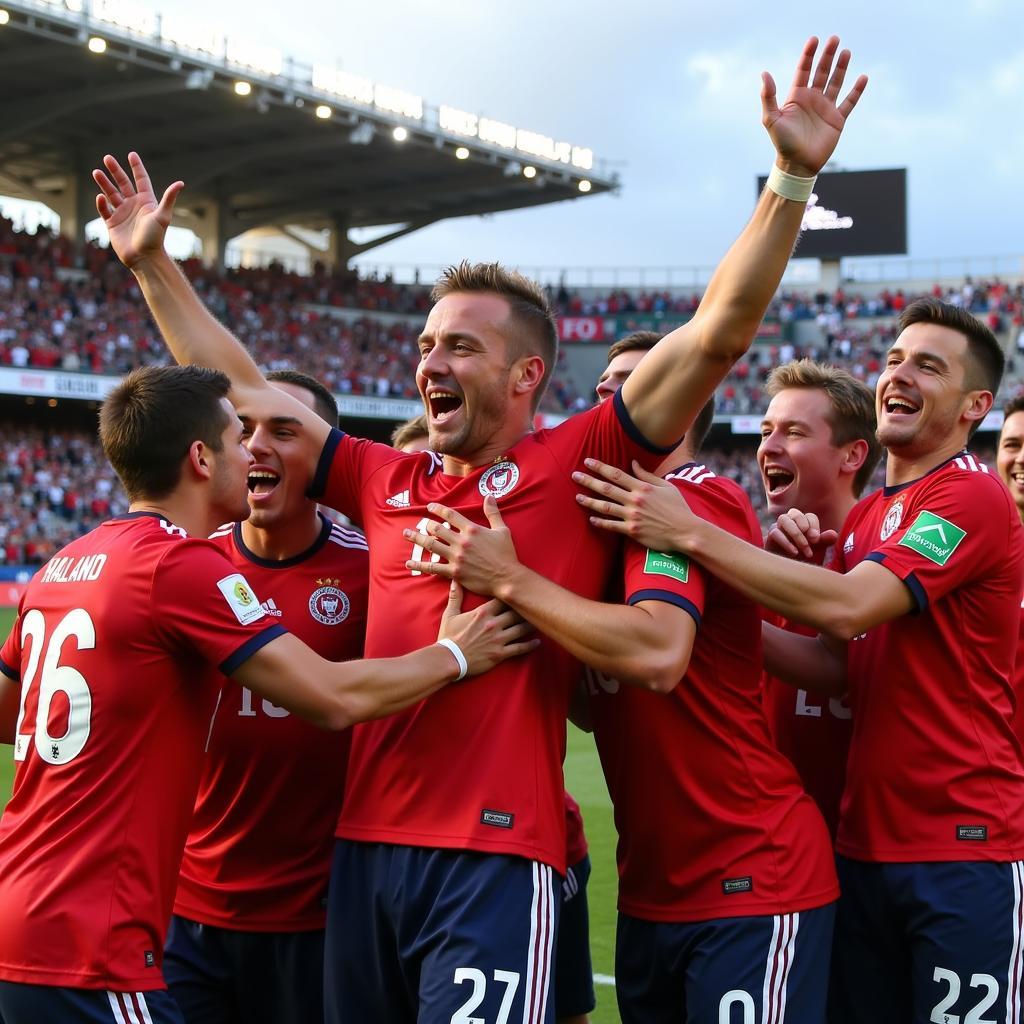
left=260, top=598, right=283, bottom=617
left=386, top=490, right=411, bottom=508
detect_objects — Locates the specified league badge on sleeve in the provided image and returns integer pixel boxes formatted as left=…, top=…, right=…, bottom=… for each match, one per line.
left=897, top=511, right=966, bottom=566
left=479, top=460, right=520, bottom=499
left=217, top=574, right=265, bottom=625
left=309, top=578, right=351, bottom=626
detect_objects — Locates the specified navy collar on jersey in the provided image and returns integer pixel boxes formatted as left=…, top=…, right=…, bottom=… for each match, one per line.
left=113, top=510, right=185, bottom=529
left=231, top=512, right=333, bottom=569
left=881, top=449, right=969, bottom=497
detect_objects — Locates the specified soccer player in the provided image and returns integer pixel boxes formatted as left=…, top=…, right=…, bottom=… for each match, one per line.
left=576, top=298, right=1024, bottom=1024
left=164, top=370, right=368, bottom=1024
left=0, top=365, right=533, bottom=1024
left=407, top=334, right=838, bottom=1022
left=94, top=36, right=865, bottom=1022
left=392, top=411, right=596, bottom=1024
left=758, top=359, right=880, bottom=836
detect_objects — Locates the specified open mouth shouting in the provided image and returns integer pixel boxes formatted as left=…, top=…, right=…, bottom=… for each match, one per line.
left=426, top=387, right=464, bottom=426
left=248, top=467, right=281, bottom=504
left=763, top=465, right=796, bottom=498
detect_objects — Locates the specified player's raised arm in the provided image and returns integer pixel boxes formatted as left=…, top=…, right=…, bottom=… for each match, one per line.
left=93, top=153, right=332, bottom=451
left=233, top=584, right=537, bottom=729
left=620, top=36, right=867, bottom=447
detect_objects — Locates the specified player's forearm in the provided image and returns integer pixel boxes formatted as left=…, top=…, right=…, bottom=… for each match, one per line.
left=495, top=565, right=685, bottom=692
left=130, top=251, right=266, bottom=394
left=679, top=519, right=856, bottom=638
left=690, top=180, right=807, bottom=358
left=762, top=622, right=846, bottom=696
left=619, top=185, right=808, bottom=446
left=324, top=645, right=461, bottom=727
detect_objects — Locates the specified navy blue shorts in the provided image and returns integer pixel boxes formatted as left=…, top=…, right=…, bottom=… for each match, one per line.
left=831, top=856, right=1024, bottom=1024
left=615, top=903, right=835, bottom=1024
left=0, top=980, right=184, bottom=1024
left=324, top=839, right=560, bottom=1024
left=556, top=854, right=596, bottom=1018
left=162, top=914, right=324, bottom=1024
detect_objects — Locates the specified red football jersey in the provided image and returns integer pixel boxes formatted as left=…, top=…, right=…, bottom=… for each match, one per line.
left=761, top=545, right=852, bottom=840
left=174, top=515, right=369, bottom=931
left=310, top=391, right=671, bottom=872
left=0, top=513, right=283, bottom=989
left=564, top=790, right=588, bottom=866
left=834, top=452, right=1024, bottom=862
left=588, top=465, right=837, bottom=922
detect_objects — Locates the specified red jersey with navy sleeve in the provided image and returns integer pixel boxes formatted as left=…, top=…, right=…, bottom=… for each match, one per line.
left=833, top=452, right=1024, bottom=862
left=309, top=390, right=674, bottom=872
left=761, top=546, right=853, bottom=840
left=588, top=465, right=837, bottom=922
left=0, top=513, right=284, bottom=989
left=174, top=514, right=368, bottom=932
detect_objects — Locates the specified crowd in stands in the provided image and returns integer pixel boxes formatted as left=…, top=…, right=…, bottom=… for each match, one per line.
left=0, top=425, right=127, bottom=566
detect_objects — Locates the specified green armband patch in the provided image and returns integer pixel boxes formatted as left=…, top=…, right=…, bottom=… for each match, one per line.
left=643, top=549, right=689, bottom=583
left=897, top=510, right=966, bottom=566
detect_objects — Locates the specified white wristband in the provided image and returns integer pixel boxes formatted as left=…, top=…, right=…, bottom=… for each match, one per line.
left=766, top=165, right=816, bottom=203
left=436, top=638, right=468, bottom=681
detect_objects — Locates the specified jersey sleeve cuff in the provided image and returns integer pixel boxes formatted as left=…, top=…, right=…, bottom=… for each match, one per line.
left=219, top=623, right=288, bottom=676
left=308, top=427, right=345, bottom=500
left=612, top=388, right=683, bottom=456
left=0, top=655, right=18, bottom=682
left=865, top=551, right=928, bottom=613
left=627, top=588, right=702, bottom=627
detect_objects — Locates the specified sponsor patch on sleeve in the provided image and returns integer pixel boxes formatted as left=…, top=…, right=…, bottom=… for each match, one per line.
left=216, top=573, right=265, bottom=625
left=643, top=549, right=689, bottom=584
left=896, top=510, right=966, bottom=566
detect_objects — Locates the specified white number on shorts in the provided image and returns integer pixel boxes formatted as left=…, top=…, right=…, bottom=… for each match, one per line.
left=930, top=967, right=999, bottom=1024
left=450, top=967, right=521, bottom=1024
left=718, top=989, right=755, bottom=1024
left=409, top=517, right=450, bottom=577
left=13, top=608, right=95, bottom=766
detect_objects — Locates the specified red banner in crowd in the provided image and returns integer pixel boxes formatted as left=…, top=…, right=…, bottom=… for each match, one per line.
left=558, top=317, right=609, bottom=342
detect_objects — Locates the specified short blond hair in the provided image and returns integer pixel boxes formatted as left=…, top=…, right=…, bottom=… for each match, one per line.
left=766, top=359, right=881, bottom=496
left=391, top=414, right=429, bottom=450
left=431, top=261, right=558, bottom=409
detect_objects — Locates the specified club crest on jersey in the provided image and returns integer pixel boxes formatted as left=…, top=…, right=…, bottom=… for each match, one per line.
left=880, top=495, right=905, bottom=541
left=479, top=460, right=520, bottom=499
left=309, top=578, right=350, bottom=625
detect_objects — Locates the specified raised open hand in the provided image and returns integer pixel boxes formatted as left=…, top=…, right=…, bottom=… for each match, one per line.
left=92, top=152, right=183, bottom=269
left=762, top=36, right=868, bottom=177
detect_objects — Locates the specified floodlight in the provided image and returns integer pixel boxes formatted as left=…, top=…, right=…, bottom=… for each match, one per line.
left=455, top=147, right=470, bottom=160
left=523, top=165, right=537, bottom=179
left=0, top=11, right=9, bottom=25
left=234, top=81, right=252, bottom=96
left=578, top=180, right=592, bottom=193
left=315, top=104, right=332, bottom=119
left=87, top=36, right=106, bottom=54
left=393, top=126, right=409, bottom=142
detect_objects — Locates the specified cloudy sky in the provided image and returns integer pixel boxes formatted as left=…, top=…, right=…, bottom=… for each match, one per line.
left=35, top=0, right=1024, bottom=274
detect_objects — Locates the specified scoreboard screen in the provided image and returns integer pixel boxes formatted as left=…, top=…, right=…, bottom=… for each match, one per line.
left=756, top=168, right=907, bottom=259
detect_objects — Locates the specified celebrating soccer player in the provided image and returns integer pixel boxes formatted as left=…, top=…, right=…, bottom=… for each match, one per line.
left=93, top=35, right=865, bottom=1023
left=757, top=359, right=880, bottom=837
left=0, top=366, right=532, bottom=1024
left=577, top=299, right=1024, bottom=1023
left=164, top=371, right=368, bottom=1024
left=407, top=332, right=839, bottom=1021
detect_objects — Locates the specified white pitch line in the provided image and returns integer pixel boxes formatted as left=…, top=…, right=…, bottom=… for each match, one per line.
left=594, top=973, right=616, bottom=987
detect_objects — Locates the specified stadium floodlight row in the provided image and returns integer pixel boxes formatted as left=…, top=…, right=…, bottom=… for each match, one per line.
left=0, top=0, right=617, bottom=275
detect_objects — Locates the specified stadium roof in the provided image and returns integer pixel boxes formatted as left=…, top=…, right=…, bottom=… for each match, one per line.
left=0, top=0, right=618, bottom=262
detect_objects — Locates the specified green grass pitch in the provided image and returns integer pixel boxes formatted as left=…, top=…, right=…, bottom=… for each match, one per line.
left=0, top=604, right=623, bottom=1021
